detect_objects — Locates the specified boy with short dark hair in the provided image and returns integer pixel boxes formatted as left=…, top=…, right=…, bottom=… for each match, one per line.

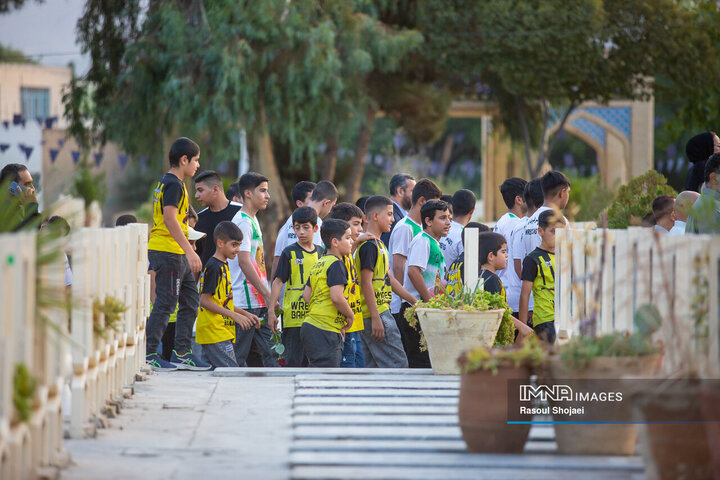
left=355, top=195, right=417, bottom=368
left=511, top=179, right=544, bottom=328
left=145, top=136, right=211, bottom=372
left=440, top=189, right=477, bottom=268
left=329, top=202, right=368, bottom=367
left=494, top=177, right=527, bottom=297
left=268, top=206, right=324, bottom=367
left=520, top=209, right=565, bottom=345
left=301, top=219, right=355, bottom=367
left=521, top=170, right=570, bottom=256
left=115, top=214, right=138, bottom=226
left=225, top=182, right=242, bottom=203
left=652, top=195, right=676, bottom=233
left=230, top=171, right=278, bottom=367
left=197, top=222, right=261, bottom=368
left=401, top=199, right=451, bottom=368
left=272, top=181, right=337, bottom=276
left=194, top=170, right=243, bottom=266
left=389, top=179, right=442, bottom=335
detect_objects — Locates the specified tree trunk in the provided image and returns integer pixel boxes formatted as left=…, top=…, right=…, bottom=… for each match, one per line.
left=250, top=105, right=291, bottom=269
left=345, top=107, right=374, bottom=202
left=439, top=132, right=455, bottom=179
left=515, top=95, right=538, bottom=178
left=322, top=135, right=339, bottom=181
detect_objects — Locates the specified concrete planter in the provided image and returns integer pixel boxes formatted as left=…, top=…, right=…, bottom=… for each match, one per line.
left=632, top=379, right=713, bottom=480
left=459, top=364, right=532, bottom=453
left=546, top=355, right=660, bottom=456
left=415, top=308, right=504, bottom=374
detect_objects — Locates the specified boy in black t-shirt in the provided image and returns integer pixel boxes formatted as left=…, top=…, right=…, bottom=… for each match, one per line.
left=194, top=170, right=242, bottom=266
left=268, top=206, right=324, bottom=367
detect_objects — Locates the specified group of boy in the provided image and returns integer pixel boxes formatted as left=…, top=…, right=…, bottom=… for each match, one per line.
left=143, top=136, right=573, bottom=373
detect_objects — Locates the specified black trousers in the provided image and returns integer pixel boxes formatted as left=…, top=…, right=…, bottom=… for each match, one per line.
left=395, top=302, right=431, bottom=368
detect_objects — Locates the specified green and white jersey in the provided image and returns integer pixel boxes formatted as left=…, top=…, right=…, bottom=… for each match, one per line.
left=388, top=215, right=423, bottom=313
left=229, top=211, right=268, bottom=309
left=403, top=231, right=446, bottom=302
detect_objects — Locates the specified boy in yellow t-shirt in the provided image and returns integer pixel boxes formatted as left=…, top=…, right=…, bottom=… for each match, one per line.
left=197, top=221, right=261, bottom=368
left=329, top=203, right=372, bottom=367
left=268, top=206, right=324, bottom=367
left=301, top=219, right=355, bottom=367
left=355, top=195, right=417, bottom=368
left=146, top=137, right=211, bottom=372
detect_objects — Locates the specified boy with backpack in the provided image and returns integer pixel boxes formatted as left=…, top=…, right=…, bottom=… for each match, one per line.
left=301, top=219, right=355, bottom=367
left=519, top=209, right=565, bottom=344
left=355, top=195, right=417, bottom=368
left=268, top=206, right=324, bottom=367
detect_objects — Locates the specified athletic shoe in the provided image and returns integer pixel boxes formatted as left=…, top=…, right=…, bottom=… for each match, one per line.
left=146, top=353, right=178, bottom=372
left=170, top=350, right=212, bottom=371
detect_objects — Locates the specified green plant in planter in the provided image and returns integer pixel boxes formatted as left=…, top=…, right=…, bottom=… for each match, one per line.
left=93, top=296, right=128, bottom=339
left=560, top=304, right=661, bottom=370
left=404, top=285, right=516, bottom=347
left=606, top=170, right=677, bottom=229
left=13, top=363, right=37, bottom=423
left=458, top=335, right=545, bottom=375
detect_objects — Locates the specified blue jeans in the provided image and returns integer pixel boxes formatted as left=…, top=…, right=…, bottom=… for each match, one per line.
left=341, top=331, right=365, bottom=368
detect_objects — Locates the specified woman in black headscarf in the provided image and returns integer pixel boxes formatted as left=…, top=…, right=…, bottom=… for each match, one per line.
left=684, top=131, right=719, bottom=192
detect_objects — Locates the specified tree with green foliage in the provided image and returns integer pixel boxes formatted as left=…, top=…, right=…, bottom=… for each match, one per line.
left=471, top=0, right=716, bottom=178
left=67, top=0, right=421, bottom=234
left=606, top=170, right=677, bottom=229
left=0, top=43, right=36, bottom=64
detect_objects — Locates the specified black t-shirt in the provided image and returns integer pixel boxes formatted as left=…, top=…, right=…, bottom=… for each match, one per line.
left=195, top=201, right=243, bottom=266
left=480, top=269, right=503, bottom=296
left=161, top=173, right=183, bottom=208
left=327, top=260, right=348, bottom=287
left=273, top=243, right=324, bottom=282
left=358, top=241, right=380, bottom=271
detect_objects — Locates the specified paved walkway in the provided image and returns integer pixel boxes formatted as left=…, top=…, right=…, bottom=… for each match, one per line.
left=62, top=369, right=646, bottom=480
left=62, top=372, right=294, bottom=480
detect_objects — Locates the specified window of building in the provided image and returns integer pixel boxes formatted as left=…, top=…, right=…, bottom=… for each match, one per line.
left=21, top=87, right=50, bottom=121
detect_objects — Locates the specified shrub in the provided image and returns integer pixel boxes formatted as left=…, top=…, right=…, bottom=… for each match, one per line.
left=565, top=174, right=616, bottom=222
left=606, top=170, right=677, bottom=229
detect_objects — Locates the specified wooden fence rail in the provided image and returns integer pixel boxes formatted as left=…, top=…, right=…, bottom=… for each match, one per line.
left=0, top=223, right=149, bottom=478
left=555, top=227, right=720, bottom=378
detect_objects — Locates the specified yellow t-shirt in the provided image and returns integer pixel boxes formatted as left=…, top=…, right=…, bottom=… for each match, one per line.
left=343, top=254, right=364, bottom=333
left=354, top=239, right=392, bottom=317
left=148, top=173, right=189, bottom=255
left=274, top=243, right=323, bottom=328
left=196, top=257, right=236, bottom=344
left=304, top=255, right=349, bottom=334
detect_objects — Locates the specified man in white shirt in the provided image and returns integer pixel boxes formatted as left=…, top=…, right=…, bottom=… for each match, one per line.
left=440, top=189, right=476, bottom=269
left=388, top=179, right=442, bottom=330
left=493, top=178, right=527, bottom=293
left=669, top=191, right=699, bottom=235
left=521, top=171, right=570, bottom=256
left=652, top=195, right=676, bottom=234
left=271, top=180, right=338, bottom=277
left=511, top=179, right=543, bottom=321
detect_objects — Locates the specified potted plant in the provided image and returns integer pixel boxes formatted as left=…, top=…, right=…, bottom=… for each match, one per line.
left=404, top=286, right=515, bottom=374
left=457, top=337, right=545, bottom=453
left=544, top=304, right=662, bottom=456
